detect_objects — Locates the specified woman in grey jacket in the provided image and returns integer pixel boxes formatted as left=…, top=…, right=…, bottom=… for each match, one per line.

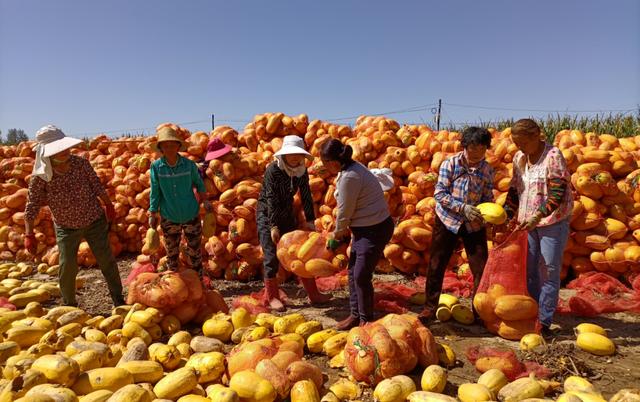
left=321, top=139, right=394, bottom=330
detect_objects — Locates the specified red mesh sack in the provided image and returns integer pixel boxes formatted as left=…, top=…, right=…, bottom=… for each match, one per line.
left=126, top=271, right=189, bottom=310
left=0, top=297, right=16, bottom=311
left=466, top=345, right=550, bottom=381
left=413, top=268, right=474, bottom=298
left=371, top=282, right=421, bottom=314
left=316, top=269, right=348, bottom=292
left=558, top=272, right=640, bottom=316
left=442, top=269, right=474, bottom=297
left=227, top=339, right=279, bottom=376
left=230, top=288, right=289, bottom=315
left=276, top=230, right=349, bottom=278
left=474, top=231, right=540, bottom=340
left=124, top=261, right=156, bottom=286
left=344, top=314, right=437, bottom=385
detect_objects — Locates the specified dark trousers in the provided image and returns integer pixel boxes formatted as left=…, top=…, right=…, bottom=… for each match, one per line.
left=257, top=211, right=296, bottom=279
left=348, top=217, right=394, bottom=321
left=160, top=216, right=203, bottom=272
left=424, top=215, right=488, bottom=313
left=56, top=214, right=123, bottom=305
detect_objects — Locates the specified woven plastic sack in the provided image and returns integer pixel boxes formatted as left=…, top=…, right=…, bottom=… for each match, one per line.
left=474, top=231, right=540, bottom=340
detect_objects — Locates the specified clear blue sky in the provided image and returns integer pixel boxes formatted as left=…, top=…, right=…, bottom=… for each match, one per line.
left=1, top=0, right=638, bottom=139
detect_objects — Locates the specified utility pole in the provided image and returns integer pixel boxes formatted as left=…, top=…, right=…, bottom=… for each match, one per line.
left=436, top=99, right=442, bottom=131
left=211, top=114, right=215, bottom=131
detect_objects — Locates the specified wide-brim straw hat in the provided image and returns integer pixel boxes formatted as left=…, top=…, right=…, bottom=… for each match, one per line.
left=273, top=135, right=313, bottom=160
left=34, top=125, right=83, bottom=158
left=152, top=126, right=187, bottom=152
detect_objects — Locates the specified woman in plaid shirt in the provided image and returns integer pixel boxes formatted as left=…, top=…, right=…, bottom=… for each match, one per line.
left=419, top=127, right=495, bottom=325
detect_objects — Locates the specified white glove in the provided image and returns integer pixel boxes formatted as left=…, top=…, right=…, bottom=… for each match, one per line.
left=462, top=204, right=483, bottom=222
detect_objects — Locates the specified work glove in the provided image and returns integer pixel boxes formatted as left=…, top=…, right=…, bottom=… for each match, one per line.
left=462, top=204, right=483, bottom=222
left=270, top=227, right=281, bottom=244
left=148, top=213, right=159, bottom=229
left=24, top=234, right=37, bottom=254
left=104, top=202, right=116, bottom=222
left=203, top=200, right=213, bottom=213
left=326, top=238, right=341, bottom=251
left=518, top=213, right=543, bottom=232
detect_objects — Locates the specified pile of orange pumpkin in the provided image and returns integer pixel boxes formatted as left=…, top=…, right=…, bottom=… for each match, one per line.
left=0, top=113, right=639, bottom=281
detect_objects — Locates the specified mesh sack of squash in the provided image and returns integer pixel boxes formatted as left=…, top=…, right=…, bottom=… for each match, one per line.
left=465, top=345, right=549, bottom=381
left=276, top=230, right=349, bottom=278
left=0, top=297, right=16, bottom=311
left=124, top=260, right=156, bottom=286
left=315, top=269, right=348, bottom=292
left=344, top=314, right=438, bottom=385
left=127, top=269, right=203, bottom=317
left=473, top=231, right=540, bottom=340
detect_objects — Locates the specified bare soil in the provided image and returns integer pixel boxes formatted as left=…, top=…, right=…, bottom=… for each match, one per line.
left=61, top=257, right=640, bottom=400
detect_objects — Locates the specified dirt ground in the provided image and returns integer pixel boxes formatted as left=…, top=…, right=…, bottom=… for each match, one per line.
left=59, top=257, right=640, bottom=400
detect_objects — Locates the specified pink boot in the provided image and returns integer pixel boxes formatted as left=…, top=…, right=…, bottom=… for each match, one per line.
left=264, top=278, right=285, bottom=312
left=300, top=277, right=331, bottom=304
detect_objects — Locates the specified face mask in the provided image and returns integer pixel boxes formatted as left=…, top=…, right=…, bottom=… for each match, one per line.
left=276, top=156, right=306, bottom=178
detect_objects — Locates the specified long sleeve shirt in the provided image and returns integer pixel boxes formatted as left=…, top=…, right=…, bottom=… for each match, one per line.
left=149, top=155, right=206, bottom=224
left=257, top=162, right=315, bottom=231
left=334, top=161, right=390, bottom=233
left=24, top=155, right=107, bottom=229
left=434, top=152, right=495, bottom=234
left=504, top=144, right=573, bottom=226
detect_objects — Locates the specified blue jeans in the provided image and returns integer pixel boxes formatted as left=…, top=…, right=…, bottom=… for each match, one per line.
left=526, top=219, right=570, bottom=327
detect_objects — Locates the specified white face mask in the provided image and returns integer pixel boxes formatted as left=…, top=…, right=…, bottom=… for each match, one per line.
left=276, top=156, right=306, bottom=178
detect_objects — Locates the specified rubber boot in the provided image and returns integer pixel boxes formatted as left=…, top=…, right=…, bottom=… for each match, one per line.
left=335, top=315, right=360, bottom=330
left=418, top=307, right=436, bottom=326
left=264, top=278, right=285, bottom=312
left=299, top=277, right=331, bottom=304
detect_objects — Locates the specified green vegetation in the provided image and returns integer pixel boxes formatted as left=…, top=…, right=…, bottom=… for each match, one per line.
left=444, top=111, right=640, bottom=141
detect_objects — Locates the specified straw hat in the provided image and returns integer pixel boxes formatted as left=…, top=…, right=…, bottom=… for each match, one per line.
left=152, top=127, right=186, bottom=152
left=34, top=125, right=83, bottom=157
left=204, top=137, right=232, bottom=161
left=273, top=135, right=312, bottom=160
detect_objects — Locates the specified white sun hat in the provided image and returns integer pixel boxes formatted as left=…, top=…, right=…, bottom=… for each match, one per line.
left=370, top=168, right=395, bottom=192
left=273, top=135, right=313, bottom=160
left=34, top=125, right=83, bottom=157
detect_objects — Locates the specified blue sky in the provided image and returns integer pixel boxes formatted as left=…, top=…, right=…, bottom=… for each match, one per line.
left=1, top=0, right=638, bottom=138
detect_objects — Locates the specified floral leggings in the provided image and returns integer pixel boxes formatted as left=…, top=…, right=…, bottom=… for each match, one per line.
left=160, top=216, right=203, bottom=272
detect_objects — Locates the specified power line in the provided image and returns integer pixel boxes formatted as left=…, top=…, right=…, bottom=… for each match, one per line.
left=323, top=103, right=437, bottom=122
left=73, top=117, right=250, bottom=137
left=443, top=102, right=636, bottom=114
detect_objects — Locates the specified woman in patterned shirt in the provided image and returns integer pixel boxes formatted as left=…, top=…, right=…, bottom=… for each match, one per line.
left=24, top=125, right=124, bottom=307
left=257, top=135, right=330, bottom=311
left=505, top=119, right=573, bottom=338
